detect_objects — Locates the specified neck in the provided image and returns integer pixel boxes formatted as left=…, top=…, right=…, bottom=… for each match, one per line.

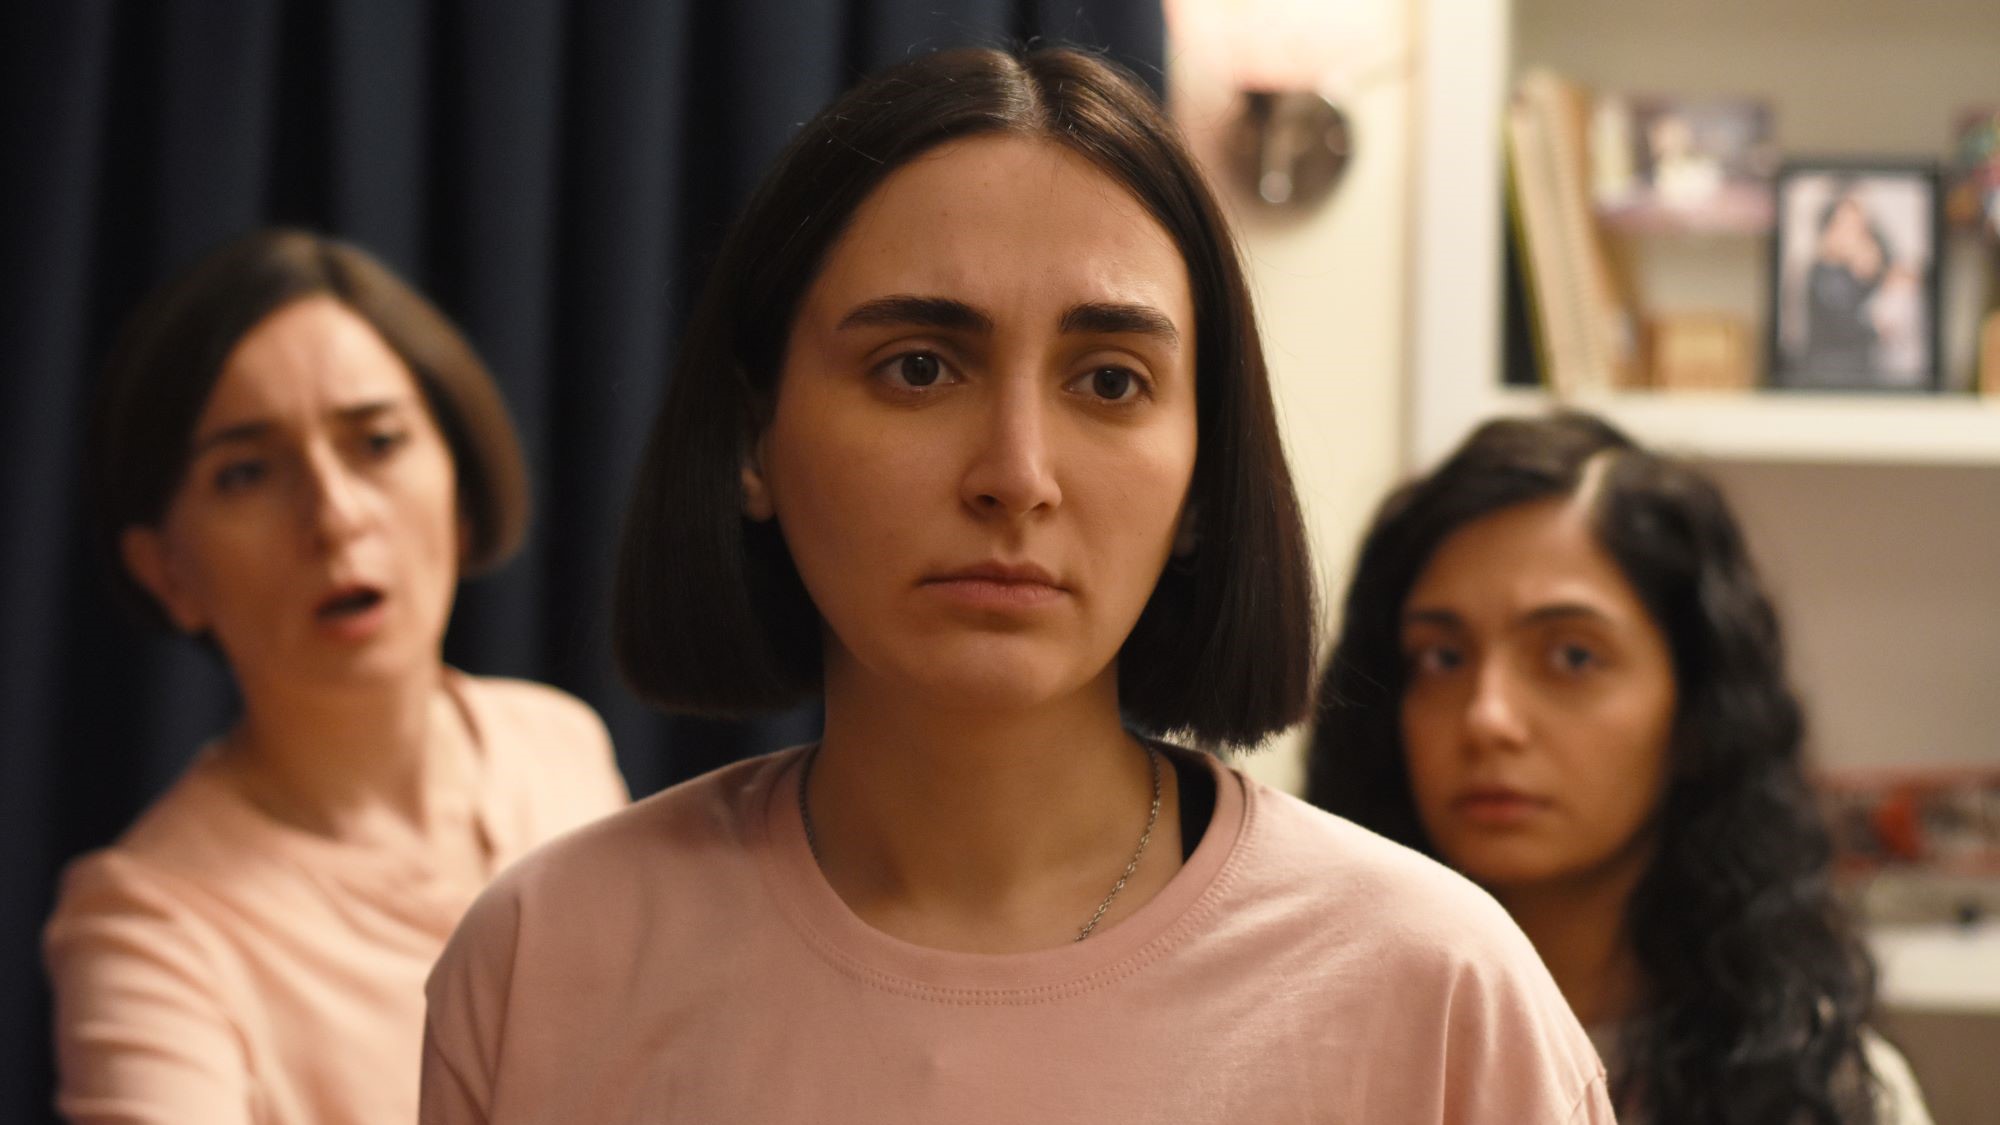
left=1494, top=848, right=1651, bottom=1029
left=224, top=662, right=471, bottom=843
left=805, top=660, right=1180, bottom=952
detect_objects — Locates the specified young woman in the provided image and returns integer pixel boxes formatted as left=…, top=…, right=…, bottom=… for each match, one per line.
left=45, top=230, right=628, bottom=1125
left=1309, top=412, right=1933, bottom=1124
left=419, top=48, right=1615, bottom=1123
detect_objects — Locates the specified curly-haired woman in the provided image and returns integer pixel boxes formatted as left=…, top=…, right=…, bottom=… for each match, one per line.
left=1309, top=411, right=1932, bottom=1124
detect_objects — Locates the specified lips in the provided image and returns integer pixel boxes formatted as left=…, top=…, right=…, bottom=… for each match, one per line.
left=920, top=560, right=1068, bottom=612
left=315, top=584, right=385, bottom=621
left=1451, top=785, right=1551, bottom=827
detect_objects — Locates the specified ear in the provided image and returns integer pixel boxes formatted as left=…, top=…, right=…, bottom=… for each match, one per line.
left=1172, top=501, right=1200, bottom=559
left=120, top=526, right=208, bottom=634
left=740, top=433, right=775, bottom=522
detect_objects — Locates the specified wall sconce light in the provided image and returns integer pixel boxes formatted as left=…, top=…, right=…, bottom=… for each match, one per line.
left=1168, top=0, right=1406, bottom=215
left=1229, top=89, right=1351, bottom=209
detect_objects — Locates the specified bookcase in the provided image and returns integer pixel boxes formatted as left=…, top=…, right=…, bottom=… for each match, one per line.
left=1411, top=0, right=2000, bottom=470
left=1407, top=5, right=2000, bottom=1110
left=1409, top=0, right=2000, bottom=772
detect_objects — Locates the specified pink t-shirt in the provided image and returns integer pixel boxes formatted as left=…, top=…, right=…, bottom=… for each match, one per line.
left=422, top=747, right=1614, bottom=1123
left=45, top=673, right=629, bottom=1125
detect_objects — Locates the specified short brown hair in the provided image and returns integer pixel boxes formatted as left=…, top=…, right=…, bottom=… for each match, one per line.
left=614, top=47, right=1317, bottom=748
left=92, top=228, right=530, bottom=628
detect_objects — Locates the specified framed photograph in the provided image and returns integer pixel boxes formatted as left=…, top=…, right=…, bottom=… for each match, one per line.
left=1769, top=161, right=1943, bottom=391
left=1591, top=95, right=1776, bottom=235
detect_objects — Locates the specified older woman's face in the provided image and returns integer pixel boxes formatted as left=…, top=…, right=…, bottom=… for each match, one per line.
left=1397, top=497, right=1677, bottom=898
left=750, top=134, right=1199, bottom=712
left=122, top=296, right=461, bottom=692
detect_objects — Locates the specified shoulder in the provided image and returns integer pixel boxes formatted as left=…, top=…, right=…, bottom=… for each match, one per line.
left=458, top=673, right=611, bottom=754
left=456, top=673, right=629, bottom=820
left=425, top=751, right=788, bottom=1079
left=1221, top=774, right=1612, bottom=1121
left=70, top=756, right=270, bottom=895
left=437, top=751, right=785, bottom=966
left=1863, top=1027, right=1936, bottom=1125
left=1235, top=776, right=1532, bottom=958
left=45, top=846, right=235, bottom=997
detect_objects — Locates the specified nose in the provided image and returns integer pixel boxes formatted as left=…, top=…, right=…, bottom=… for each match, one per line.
left=1463, top=658, right=1530, bottom=754
left=958, top=379, right=1062, bottom=519
left=299, top=446, right=370, bottom=552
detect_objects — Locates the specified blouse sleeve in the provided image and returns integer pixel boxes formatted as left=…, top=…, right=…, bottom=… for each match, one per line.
left=44, top=853, right=255, bottom=1125
left=1415, top=904, right=1620, bottom=1125
left=419, top=875, right=523, bottom=1125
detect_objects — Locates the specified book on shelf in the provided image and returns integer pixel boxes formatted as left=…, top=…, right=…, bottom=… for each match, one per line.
left=1504, top=68, right=1642, bottom=395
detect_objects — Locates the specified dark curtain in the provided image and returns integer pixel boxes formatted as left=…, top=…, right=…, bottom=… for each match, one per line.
left=0, top=2, right=1163, bottom=1119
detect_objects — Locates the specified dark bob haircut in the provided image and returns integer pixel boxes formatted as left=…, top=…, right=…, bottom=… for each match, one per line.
left=92, top=228, right=530, bottom=630
left=1307, top=412, right=1879, bottom=1124
left=615, top=47, right=1316, bottom=747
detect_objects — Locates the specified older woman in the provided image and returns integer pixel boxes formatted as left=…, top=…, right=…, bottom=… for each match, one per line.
left=419, top=48, right=1613, bottom=1123
left=45, top=230, right=627, bottom=1125
left=1310, top=412, right=1932, bottom=1124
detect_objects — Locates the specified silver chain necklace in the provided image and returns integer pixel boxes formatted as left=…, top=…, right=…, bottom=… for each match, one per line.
left=797, top=742, right=1163, bottom=943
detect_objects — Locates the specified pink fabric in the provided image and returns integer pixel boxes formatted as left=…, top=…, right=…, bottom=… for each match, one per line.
left=45, top=673, right=629, bottom=1125
left=422, top=747, right=1614, bottom=1123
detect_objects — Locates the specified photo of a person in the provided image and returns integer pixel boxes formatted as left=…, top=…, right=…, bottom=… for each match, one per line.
left=1772, top=166, right=1941, bottom=390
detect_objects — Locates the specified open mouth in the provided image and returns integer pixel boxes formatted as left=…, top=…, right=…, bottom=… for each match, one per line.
left=316, top=586, right=385, bottom=620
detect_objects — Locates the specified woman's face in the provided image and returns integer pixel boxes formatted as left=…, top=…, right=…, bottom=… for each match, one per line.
left=1397, top=497, right=1677, bottom=896
left=750, top=134, right=1199, bottom=712
left=122, top=296, right=462, bottom=692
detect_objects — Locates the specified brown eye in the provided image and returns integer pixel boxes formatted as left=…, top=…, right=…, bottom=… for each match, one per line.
left=897, top=352, right=942, bottom=387
left=1549, top=642, right=1602, bottom=676
left=214, top=460, right=268, bottom=494
left=365, top=429, right=410, bottom=458
left=1082, top=366, right=1146, bottom=402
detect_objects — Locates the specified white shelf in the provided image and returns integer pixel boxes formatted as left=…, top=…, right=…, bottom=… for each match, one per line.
left=1451, top=388, right=2000, bottom=467
left=1406, top=0, right=2000, bottom=472
left=1869, top=922, right=2000, bottom=1015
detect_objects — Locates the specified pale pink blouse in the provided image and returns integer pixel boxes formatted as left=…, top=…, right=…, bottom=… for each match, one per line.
left=46, top=672, right=628, bottom=1125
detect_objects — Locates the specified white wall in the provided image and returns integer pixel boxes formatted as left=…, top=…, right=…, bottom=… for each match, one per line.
left=1708, top=461, right=2000, bottom=770
left=1167, top=0, right=1417, bottom=793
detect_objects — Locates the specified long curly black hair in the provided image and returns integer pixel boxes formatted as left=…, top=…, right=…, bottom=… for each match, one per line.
left=1307, top=412, right=1880, bottom=1124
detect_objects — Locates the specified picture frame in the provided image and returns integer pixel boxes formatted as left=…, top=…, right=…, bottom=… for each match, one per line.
left=1592, top=94, right=1776, bottom=236
left=1768, top=160, right=1943, bottom=391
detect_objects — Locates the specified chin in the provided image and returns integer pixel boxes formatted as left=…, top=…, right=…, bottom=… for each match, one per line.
left=1436, top=839, right=1573, bottom=893
left=300, top=634, right=442, bottom=690
left=888, top=640, right=1106, bottom=713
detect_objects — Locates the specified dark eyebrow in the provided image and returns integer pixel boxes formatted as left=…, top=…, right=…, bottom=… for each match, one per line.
left=1518, top=603, right=1615, bottom=629
left=189, top=421, right=273, bottom=459
left=1059, top=302, right=1180, bottom=345
left=188, top=399, right=409, bottom=458
left=1402, top=608, right=1462, bottom=631
left=1402, top=603, right=1616, bottom=631
left=836, top=296, right=992, bottom=335
left=337, top=399, right=407, bottom=425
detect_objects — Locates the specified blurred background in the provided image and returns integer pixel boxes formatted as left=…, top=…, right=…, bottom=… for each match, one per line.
left=3, top=0, right=1996, bottom=1121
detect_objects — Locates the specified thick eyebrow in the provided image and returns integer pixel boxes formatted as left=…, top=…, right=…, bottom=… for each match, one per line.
left=1059, top=301, right=1180, bottom=345
left=834, top=295, right=1181, bottom=348
left=1517, top=602, right=1615, bottom=629
left=1401, top=608, right=1464, bottom=632
left=836, top=296, right=992, bottom=335
left=189, top=420, right=273, bottom=459
left=1401, top=603, right=1616, bottom=632
left=188, top=399, right=409, bottom=458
